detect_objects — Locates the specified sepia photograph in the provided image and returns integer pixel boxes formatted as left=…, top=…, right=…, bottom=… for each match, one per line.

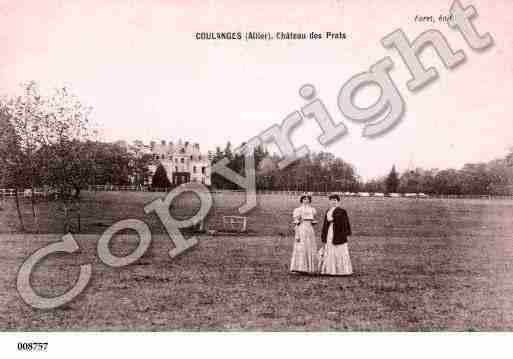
left=0, top=0, right=513, bottom=357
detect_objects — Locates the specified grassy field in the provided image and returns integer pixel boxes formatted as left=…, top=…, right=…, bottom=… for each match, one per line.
left=1, top=191, right=513, bottom=330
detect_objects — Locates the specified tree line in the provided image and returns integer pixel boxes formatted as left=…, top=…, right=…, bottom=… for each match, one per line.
left=367, top=158, right=513, bottom=195
left=209, top=144, right=361, bottom=192
left=210, top=143, right=513, bottom=195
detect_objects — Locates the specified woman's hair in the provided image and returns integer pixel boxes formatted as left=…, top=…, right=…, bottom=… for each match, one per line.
left=299, top=195, right=312, bottom=203
left=328, top=194, right=341, bottom=202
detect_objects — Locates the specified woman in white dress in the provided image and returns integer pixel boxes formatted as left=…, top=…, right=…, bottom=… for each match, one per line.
left=319, top=194, right=353, bottom=276
left=290, top=194, right=318, bottom=274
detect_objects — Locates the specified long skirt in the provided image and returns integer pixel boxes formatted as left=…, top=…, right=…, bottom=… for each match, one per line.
left=290, top=222, right=317, bottom=273
left=319, top=224, right=353, bottom=275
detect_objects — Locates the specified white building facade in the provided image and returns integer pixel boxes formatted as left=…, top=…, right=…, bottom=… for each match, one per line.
left=146, top=140, right=211, bottom=186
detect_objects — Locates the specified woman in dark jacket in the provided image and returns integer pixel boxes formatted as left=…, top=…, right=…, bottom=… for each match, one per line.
left=319, top=194, right=353, bottom=275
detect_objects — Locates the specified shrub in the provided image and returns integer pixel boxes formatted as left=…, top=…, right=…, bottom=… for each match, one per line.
left=151, top=164, right=171, bottom=188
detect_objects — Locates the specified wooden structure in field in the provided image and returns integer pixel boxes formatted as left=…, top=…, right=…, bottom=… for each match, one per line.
left=222, top=216, right=247, bottom=233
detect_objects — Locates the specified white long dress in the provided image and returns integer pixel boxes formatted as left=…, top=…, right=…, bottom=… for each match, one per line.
left=290, top=205, right=317, bottom=273
left=319, top=207, right=353, bottom=275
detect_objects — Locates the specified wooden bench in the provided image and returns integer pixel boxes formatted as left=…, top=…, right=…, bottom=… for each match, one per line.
left=222, top=216, right=247, bottom=233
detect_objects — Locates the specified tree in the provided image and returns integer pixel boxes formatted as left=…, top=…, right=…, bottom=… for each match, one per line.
left=432, top=169, right=461, bottom=195
left=211, top=146, right=227, bottom=189
left=131, top=153, right=153, bottom=187
left=399, top=169, right=425, bottom=193
left=42, top=86, right=95, bottom=232
left=385, top=165, right=399, bottom=194
left=91, top=142, right=133, bottom=186
left=256, top=154, right=280, bottom=190
left=487, top=158, right=513, bottom=195
left=39, top=140, right=96, bottom=198
left=459, top=163, right=492, bottom=195
left=0, top=82, right=49, bottom=231
left=151, top=164, right=171, bottom=188
left=363, top=177, right=386, bottom=193
left=254, top=151, right=360, bottom=192
left=0, top=109, right=29, bottom=230
left=0, top=82, right=96, bottom=232
left=211, top=141, right=269, bottom=190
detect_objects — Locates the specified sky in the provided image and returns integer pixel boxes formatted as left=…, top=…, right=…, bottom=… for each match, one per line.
left=0, top=0, right=512, bottom=180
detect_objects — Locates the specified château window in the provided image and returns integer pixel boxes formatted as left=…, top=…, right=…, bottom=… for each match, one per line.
left=193, top=166, right=197, bottom=173
left=201, top=167, right=206, bottom=174
left=180, top=158, right=184, bottom=163
left=190, top=155, right=193, bottom=160
left=175, top=166, right=178, bottom=172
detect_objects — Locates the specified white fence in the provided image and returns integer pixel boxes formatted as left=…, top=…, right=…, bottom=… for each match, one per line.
left=88, top=185, right=148, bottom=192
left=219, top=189, right=513, bottom=199
left=0, top=188, right=18, bottom=197
left=0, top=188, right=57, bottom=199
left=4, top=186, right=509, bottom=200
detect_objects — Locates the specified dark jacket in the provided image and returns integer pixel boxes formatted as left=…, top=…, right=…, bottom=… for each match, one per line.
left=321, top=207, right=352, bottom=245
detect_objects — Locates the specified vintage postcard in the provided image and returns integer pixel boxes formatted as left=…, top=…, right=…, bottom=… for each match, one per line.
left=0, top=0, right=512, bottom=357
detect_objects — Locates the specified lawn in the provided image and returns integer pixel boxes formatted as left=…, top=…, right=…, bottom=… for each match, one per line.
left=1, top=191, right=513, bottom=330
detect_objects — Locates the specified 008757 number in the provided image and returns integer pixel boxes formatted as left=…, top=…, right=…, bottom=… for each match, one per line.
left=17, top=342, right=48, bottom=351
